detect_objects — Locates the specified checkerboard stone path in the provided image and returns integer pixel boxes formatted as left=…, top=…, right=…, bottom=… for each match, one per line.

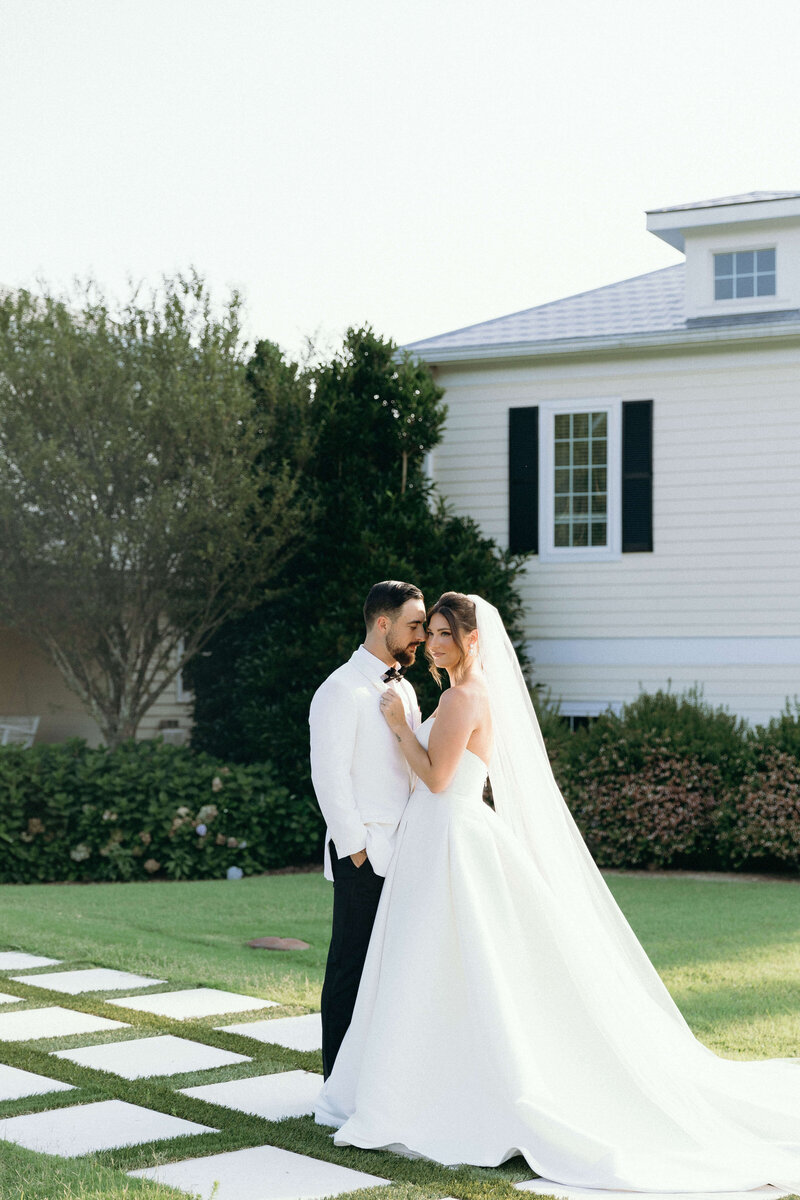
left=53, top=1033, right=252, bottom=1079
left=180, top=1069, right=322, bottom=1120
left=0, top=1098, right=216, bottom=1156
left=220, top=1012, right=322, bottom=1051
left=7, top=948, right=787, bottom=1200
left=0, top=952, right=61, bottom=970
left=0, top=1063, right=75, bottom=1101
left=0, top=947, right=370, bottom=1199
left=9, top=966, right=166, bottom=993
left=130, top=1143, right=389, bottom=1199
left=107, top=985, right=279, bottom=1019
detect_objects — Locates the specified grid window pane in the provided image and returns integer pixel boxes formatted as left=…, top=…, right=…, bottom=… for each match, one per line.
left=572, top=440, right=589, bottom=466
left=552, top=410, right=608, bottom=549
left=714, top=249, right=776, bottom=299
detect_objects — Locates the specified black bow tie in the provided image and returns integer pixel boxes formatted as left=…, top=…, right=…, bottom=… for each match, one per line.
left=381, top=665, right=407, bottom=683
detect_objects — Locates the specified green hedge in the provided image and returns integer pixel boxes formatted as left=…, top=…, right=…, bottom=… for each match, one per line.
left=554, top=691, right=800, bottom=873
left=3, top=691, right=799, bottom=884
left=0, top=739, right=323, bottom=884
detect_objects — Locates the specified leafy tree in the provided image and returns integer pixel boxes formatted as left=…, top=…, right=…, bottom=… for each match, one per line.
left=0, top=276, right=305, bottom=747
left=189, top=327, right=528, bottom=847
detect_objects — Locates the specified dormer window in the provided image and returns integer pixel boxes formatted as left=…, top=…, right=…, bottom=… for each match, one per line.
left=714, top=249, right=776, bottom=300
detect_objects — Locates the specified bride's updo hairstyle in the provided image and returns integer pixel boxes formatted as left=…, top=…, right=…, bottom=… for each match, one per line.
left=426, top=591, right=477, bottom=687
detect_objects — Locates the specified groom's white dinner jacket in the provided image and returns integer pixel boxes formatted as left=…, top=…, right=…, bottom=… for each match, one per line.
left=310, top=645, right=421, bottom=882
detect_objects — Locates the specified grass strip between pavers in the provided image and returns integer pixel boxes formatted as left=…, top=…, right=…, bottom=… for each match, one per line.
left=0, top=967, right=535, bottom=1200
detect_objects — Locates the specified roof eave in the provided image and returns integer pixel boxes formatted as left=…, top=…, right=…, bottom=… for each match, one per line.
left=407, top=320, right=800, bottom=366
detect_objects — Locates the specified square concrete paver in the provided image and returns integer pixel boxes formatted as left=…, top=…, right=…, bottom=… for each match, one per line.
left=108, top=987, right=278, bottom=1020
left=219, top=1013, right=321, bottom=1052
left=0, top=1005, right=129, bottom=1042
left=516, top=1183, right=792, bottom=1199
left=0, top=1098, right=216, bottom=1157
left=130, top=1143, right=388, bottom=1199
left=0, top=992, right=23, bottom=1005
left=180, top=1069, right=321, bottom=1119
left=11, top=967, right=166, bottom=994
left=53, top=1034, right=251, bottom=1079
left=0, top=1064, right=75, bottom=1102
left=0, top=952, right=61, bottom=971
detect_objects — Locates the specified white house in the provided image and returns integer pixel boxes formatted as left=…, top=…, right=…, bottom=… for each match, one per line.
left=407, top=192, right=800, bottom=727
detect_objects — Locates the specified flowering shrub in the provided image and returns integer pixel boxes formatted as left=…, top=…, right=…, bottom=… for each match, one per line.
left=565, top=740, right=719, bottom=869
left=715, top=750, right=800, bottom=871
left=0, top=738, right=323, bottom=884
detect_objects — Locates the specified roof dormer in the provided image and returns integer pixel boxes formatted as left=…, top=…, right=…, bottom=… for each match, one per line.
left=646, top=192, right=800, bottom=324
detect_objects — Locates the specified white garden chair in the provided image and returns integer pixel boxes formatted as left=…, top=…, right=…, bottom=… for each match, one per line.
left=0, top=716, right=40, bottom=748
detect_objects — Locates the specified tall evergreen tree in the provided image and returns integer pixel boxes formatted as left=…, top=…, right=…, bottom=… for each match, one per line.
left=188, top=327, right=528, bottom=855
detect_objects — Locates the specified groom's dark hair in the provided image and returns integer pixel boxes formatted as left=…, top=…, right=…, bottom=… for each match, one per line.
left=364, top=580, right=423, bottom=629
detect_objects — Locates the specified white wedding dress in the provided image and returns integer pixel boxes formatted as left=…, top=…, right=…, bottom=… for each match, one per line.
left=315, top=599, right=800, bottom=1192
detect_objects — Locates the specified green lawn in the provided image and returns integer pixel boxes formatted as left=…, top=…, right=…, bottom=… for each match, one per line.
left=1, top=871, right=799, bottom=1200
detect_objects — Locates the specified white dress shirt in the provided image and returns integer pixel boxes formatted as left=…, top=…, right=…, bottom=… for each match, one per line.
left=309, top=645, right=421, bottom=880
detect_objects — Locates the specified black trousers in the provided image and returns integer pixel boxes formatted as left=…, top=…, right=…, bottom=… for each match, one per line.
left=320, top=841, right=384, bottom=1080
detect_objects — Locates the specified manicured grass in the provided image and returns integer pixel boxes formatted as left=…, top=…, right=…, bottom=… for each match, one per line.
left=1, top=871, right=799, bottom=1199
left=604, top=872, right=800, bottom=1057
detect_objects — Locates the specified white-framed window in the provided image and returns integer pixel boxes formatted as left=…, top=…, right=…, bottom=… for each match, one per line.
left=714, top=249, right=776, bottom=300
left=557, top=700, right=623, bottom=732
left=538, top=398, right=622, bottom=563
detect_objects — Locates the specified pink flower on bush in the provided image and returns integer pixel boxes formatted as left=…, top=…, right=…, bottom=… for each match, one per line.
left=143, top=858, right=161, bottom=874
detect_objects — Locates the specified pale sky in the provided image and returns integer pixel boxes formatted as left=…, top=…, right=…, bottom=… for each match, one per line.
left=3, top=0, right=800, bottom=360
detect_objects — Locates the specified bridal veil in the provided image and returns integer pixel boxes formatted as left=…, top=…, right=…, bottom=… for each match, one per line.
left=470, top=594, right=800, bottom=1189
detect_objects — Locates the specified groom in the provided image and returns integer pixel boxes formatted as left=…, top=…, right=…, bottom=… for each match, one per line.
left=310, top=580, right=425, bottom=1078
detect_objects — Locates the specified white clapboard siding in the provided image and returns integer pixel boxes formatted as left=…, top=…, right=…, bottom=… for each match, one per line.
left=428, top=341, right=800, bottom=721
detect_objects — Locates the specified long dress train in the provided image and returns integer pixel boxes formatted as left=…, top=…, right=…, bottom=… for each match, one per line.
left=316, top=715, right=800, bottom=1192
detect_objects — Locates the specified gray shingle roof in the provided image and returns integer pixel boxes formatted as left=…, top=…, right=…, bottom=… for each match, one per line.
left=406, top=264, right=686, bottom=354
left=647, top=191, right=800, bottom=213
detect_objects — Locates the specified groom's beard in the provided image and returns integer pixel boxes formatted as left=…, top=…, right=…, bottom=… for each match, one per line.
left=387, top=636, right=424, bottom=668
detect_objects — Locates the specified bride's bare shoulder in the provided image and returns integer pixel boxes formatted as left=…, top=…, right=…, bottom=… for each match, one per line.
left=439, top=678, right=488, bottom=716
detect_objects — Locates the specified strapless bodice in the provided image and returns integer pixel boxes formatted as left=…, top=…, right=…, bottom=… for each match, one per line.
left=414, top=715, right=489, bottom=802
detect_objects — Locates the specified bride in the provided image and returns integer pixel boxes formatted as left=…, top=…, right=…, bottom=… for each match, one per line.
left=315, top=592, right=800, bottom=1191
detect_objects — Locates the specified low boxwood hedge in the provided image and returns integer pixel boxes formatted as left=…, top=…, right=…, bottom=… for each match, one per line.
left=555, top=691, right=800, bottom=873
left=0, top=738, right=323, bottom=884
left=2, top=691, right=799, bottom=883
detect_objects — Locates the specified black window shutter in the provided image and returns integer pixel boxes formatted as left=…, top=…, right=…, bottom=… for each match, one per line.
left=508, top=407, right=538, bottom=554
left=622, top=400, right=653, bottom=553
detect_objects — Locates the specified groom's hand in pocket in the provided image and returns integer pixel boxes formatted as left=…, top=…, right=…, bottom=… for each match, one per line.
left=350, top=849, right=368, bottom=868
